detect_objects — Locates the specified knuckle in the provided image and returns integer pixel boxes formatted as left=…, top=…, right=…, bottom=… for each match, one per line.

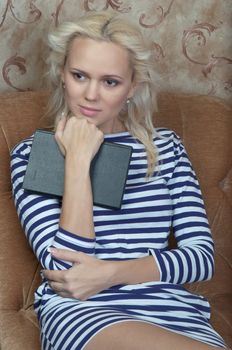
left=54, top=131, right=60, bottom=141
left=63, top=273, right=70, bottom=284
left=98, top=131, right=104, bottom=141
left=66, top=283, right=75, bottom=296
left=70, top=290, right=76, bottom=298
left=69, top=283, right=76, bottom=292
left=73, top=292, right=81, bottom=300
left=78, top=294, right=87, bottom=301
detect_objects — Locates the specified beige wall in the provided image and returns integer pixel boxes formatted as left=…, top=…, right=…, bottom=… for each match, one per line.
left=0, top=0, right=231, bottom=103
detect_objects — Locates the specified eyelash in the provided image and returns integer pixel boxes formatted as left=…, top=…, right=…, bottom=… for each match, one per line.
left=105, top=79, right=119, bottom=87
left=72, top=72, right=85, bottom=80
left=71, top=72, right=120, bottom=87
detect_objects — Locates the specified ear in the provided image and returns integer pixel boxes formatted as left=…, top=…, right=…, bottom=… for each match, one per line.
left=127, top=82, right=137, bottom=100
left=60, top=67, right=64, bottom=84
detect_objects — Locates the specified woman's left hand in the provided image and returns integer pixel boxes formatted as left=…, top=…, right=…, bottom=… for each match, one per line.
left=42, top=249, right=113, bottom=300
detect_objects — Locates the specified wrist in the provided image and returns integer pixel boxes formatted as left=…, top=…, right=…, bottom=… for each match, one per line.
left=106, top=256, right=160, bottom=287
left=65, top=153, right=91, bottom=178
left=102, top=260, right=121, bottom=287
left=106, top=260, right=128, bottom=286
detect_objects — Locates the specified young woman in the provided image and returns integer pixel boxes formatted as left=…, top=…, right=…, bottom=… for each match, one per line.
left=11, top=11, right=228, bottom=350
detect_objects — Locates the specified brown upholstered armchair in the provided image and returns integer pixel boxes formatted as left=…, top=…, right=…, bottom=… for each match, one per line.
left=0, top=91, right=231, bottom=349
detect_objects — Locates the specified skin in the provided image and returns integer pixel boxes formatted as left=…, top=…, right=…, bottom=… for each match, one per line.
left=42, top=37, right=229, bottom=350
left=61, top=37, right=136, bottom=133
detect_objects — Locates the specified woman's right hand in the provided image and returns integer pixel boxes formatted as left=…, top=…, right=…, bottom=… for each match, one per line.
left=55, top=115, right=104, bottom=165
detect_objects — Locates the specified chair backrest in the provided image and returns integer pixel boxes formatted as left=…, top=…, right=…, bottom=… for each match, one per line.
left=155, top=93, right=232, bottom=295
left=0, top=91, right=48, bottom=349
left=155, top=93, right=232, bottom=346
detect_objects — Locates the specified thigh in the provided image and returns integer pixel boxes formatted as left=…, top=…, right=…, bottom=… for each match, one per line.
left=84, top=321, right=227, bottom=350
left=39, top=297, right=137, bottom=350
left=39, top=294, right=227, bottom=350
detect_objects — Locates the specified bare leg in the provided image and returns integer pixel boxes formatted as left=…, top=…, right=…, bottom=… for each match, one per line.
left=84, top=321, right=228, bottom=350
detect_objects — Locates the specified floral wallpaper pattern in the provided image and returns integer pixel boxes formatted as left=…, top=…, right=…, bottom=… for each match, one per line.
left=0, top=0, right=232, bottom=103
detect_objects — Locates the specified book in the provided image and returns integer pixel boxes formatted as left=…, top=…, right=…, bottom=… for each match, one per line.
left=23, top=130, right=132, bottom=209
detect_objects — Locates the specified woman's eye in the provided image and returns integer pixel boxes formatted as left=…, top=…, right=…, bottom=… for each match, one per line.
left=105, top=79, right=119, bottom=87
left=72, top=72, right=85, bottom=81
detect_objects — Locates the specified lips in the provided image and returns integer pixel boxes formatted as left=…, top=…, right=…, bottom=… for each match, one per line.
left=79, top=105, right=101, bottom=117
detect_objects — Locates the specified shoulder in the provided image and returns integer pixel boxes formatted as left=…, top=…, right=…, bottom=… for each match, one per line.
left=152, top=127, right=190, bottom=179
left=153, top=127, right=184, bottom=154
left=11, top=134, right=34, bottom=159
left=154, top=127, right=181, bottom=142
left=10, top=134, right=35, bottom=174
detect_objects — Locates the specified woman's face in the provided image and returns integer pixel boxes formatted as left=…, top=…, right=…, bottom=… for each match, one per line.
left=61, top=37, right=136, bottom=134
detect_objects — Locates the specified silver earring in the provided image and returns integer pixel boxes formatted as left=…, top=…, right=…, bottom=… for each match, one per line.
left=126, top=98, right=130, bottom=104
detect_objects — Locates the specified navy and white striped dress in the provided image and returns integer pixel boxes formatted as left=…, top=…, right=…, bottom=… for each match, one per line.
left=11, top=128, right=226, bottom=349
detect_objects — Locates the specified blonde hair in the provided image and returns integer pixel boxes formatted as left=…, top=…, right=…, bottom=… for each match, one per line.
left=45, top=11, right=159, bottom=177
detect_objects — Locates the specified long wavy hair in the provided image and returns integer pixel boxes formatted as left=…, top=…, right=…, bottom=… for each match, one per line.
left=45, top=11, right=160, bottom=177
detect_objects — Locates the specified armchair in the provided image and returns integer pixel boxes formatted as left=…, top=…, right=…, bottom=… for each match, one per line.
left=0, top=91, right=231, bottom=349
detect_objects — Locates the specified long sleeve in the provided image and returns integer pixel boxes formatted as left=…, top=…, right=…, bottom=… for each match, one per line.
left=10, top=137, right=96, bottom=270
left=151, top=132, right=214, bottom=284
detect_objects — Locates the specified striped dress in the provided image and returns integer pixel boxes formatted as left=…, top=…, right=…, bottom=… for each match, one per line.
left=11, top=128, right=226, bottom=350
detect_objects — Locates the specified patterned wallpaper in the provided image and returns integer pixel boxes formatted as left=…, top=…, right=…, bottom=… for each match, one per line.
left=1, top=0, right=232, bottom=103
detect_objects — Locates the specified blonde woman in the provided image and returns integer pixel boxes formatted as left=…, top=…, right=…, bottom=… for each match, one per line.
left=11, top=11, right=228, bottom=350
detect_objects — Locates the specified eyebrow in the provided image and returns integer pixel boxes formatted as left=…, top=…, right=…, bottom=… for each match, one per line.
left=70, top=68, right=124, bottom=80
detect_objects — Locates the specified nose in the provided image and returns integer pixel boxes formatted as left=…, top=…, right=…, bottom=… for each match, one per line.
left=84, top=80, right=99, bottom=102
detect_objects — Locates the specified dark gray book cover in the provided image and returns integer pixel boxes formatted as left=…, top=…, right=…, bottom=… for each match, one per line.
left=23, top=130, right=132, bottom=209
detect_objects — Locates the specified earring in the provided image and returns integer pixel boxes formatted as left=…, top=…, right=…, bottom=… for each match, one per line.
left=62, top=81, right=65, bottom=89
left=126, top=98, right=130, bottom=104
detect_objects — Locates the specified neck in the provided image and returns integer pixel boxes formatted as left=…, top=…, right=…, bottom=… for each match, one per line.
left=110, top=119, right=127, bottom=134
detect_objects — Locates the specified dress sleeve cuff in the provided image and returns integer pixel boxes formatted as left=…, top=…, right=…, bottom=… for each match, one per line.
left=52, top=226, right=96, bottom=255
left=149, top=248, right=171, bottom=282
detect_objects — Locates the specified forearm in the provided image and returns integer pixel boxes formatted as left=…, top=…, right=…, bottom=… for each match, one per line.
left=108, top=255, right=160, bottom=286
left=60, top=154, right=95, bottom=240
left=11, top=147, right=93, bottom=271
left=153, top=242, right=215, bottom=284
